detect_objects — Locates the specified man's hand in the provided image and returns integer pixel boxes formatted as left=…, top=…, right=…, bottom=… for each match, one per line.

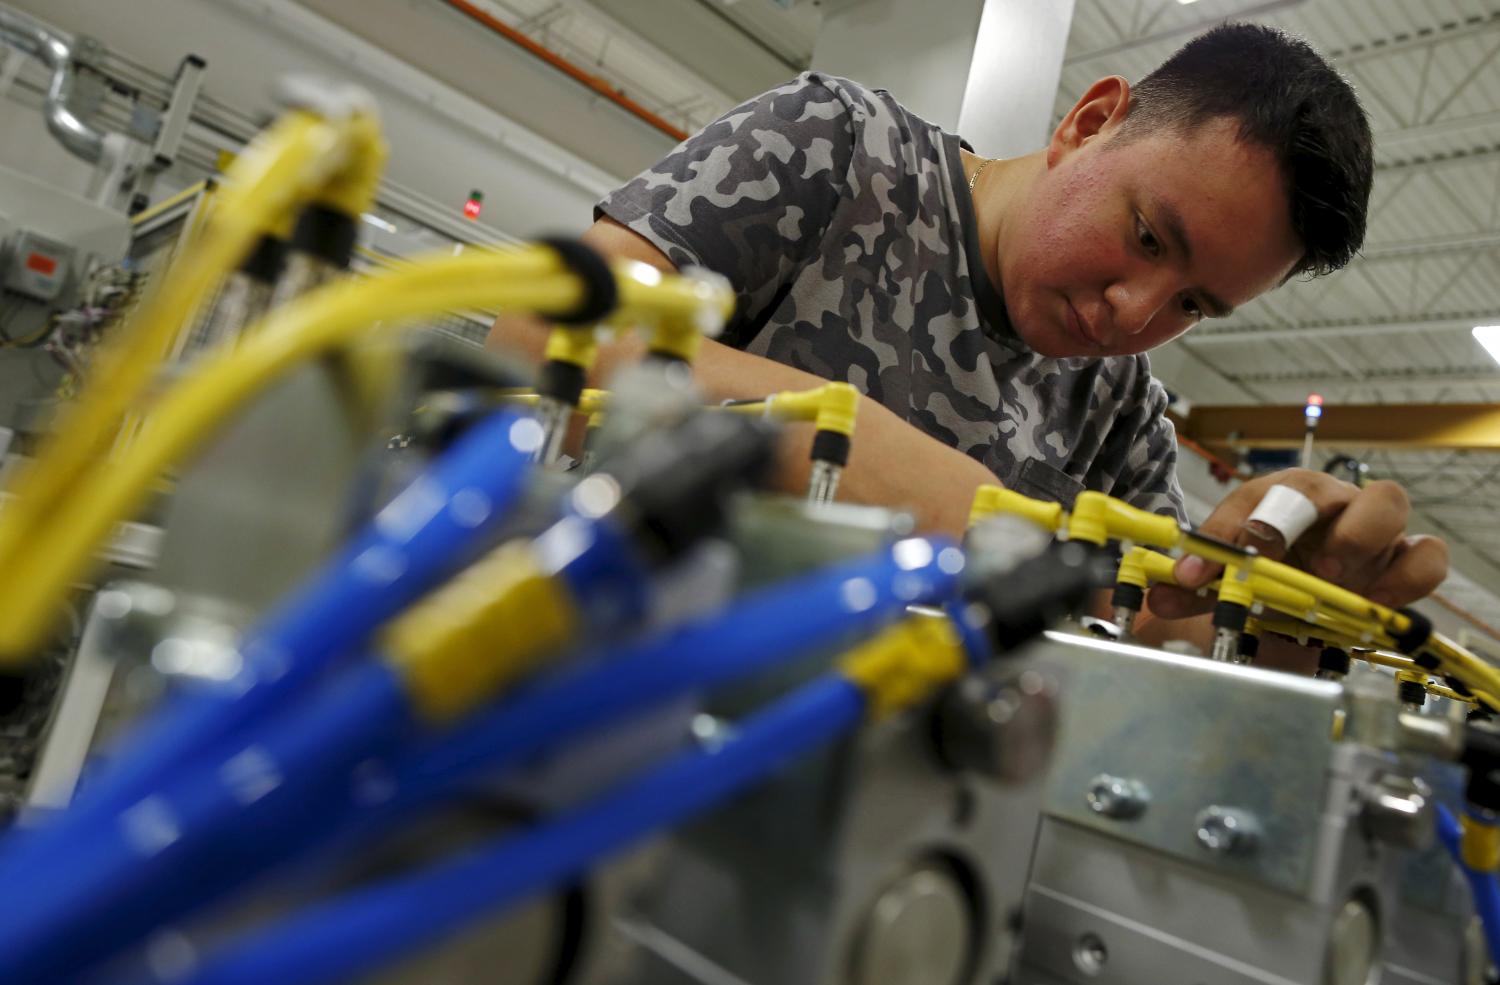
left=1148, top=468, right=1449, bottom=618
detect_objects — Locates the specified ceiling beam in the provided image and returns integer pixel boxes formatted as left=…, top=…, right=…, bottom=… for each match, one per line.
left=1183, top=402, right=1500, bottom=450
left=1221, top=366, right=1500, bottom=388
left=1361, top=229, right=1500, bottom=260
left=1062, top=0, right=1304, bottom=64
left=1189, top=313, right=1496, bottom=345
left=1376, top=108, right=1500, bottom=149
left=1376, top=141, right=1500, bottom=176
left=1330, top=11, right=1500, bottom=66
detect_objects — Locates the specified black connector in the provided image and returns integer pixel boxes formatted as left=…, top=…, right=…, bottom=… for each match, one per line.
left=240, top=234, right=287, bottom=285
left=1399, top=679, right=1427, bottom=707
left=290, top=204, right=357, bottom=269
left=534, top=236, right=618, bottom=325
left=810, top=430, right=851, bottom=468
left=1110, top=581, right=1144, bottom=613
left=963, top=541, right=1113, bottom=653
left=1462, top=720, right=1500, bottom=813
left=537, top=359, right=587, bottom=407
left=1238, top=631, right=1261, bottom=662
left=1211, top=600, right=1248, bottom=634
left=599, top=412, right=777, bottom=565
left=1317, top=646, right=1351, bottom=678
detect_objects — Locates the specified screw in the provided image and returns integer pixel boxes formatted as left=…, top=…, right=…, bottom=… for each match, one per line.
left=1086, top=774, right=1150, bottom=819
left=1195, top=806, right=1260, bottom=855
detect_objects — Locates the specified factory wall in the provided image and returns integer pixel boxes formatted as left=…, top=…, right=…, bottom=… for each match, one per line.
left=3, top=0, right=659, bottom=240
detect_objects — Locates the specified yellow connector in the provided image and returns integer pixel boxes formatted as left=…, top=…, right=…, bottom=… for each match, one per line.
left=839, top=613, right=966, bottom=720
left=1095, top=494, right=1185, bottom=549
left=1217, top=564, right=1256, bottom=609
left=1135, top=548, right=1178, bottom=585
left=1462, top=812, right=1500, bottom=873
left=1066, top=491, right=1109, bottom=546
left=968, top=484, right=1065, bottom=533
left=1116, top=547, right=1151, bottom=590
left=382, top=540, right=579, bottom=722
left=543, top=326, right=600, bottom=368
left=746, top=383, right=860, bottom=436
left=315, top=108, right=387, bottom=218
left=812, top=382, right=859, bottom=437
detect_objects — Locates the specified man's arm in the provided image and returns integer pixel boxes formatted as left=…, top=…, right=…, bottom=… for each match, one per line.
left=487, top=218, right=999, bottom=538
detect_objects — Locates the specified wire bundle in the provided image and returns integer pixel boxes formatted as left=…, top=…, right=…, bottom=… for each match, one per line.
left=0, top=95, right=1014, bottom=985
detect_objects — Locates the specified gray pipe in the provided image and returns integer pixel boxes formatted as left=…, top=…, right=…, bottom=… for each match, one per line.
left=0, top=6, right=105, bottom=162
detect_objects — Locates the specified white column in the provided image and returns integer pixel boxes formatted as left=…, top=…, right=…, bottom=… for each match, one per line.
left=812, top=0, right=1076, bottom=158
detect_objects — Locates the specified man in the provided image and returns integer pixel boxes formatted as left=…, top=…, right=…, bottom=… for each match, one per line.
left=489, top=24, right=1448, bottom=640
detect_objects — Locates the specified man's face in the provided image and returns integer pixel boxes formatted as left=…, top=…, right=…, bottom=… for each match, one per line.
left=999, top=115, right=1305, bottom=359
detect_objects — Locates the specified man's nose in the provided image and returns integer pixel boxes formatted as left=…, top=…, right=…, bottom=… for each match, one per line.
left=1104, top=276, right=1177, bottom=337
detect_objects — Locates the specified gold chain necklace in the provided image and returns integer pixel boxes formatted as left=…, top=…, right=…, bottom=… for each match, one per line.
left=968, top=157, right=995, bottom=192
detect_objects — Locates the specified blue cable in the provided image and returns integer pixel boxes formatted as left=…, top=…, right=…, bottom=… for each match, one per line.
left=399, top=535, right=960, bottom=799
left=0, top=661, right=416, bottom=985
left=9, top=537, right=958, bottom=982
left=1436, top=802, right=1500, bottom=969
left=15, top=409, right=537, bottom=835
left=154, top=674, right=868, bottom=985
left=278, top=536, right=961, bottom=848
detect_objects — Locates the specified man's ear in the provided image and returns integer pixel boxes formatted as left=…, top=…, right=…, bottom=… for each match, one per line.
left=1047, top=76, right=1132, bottom=166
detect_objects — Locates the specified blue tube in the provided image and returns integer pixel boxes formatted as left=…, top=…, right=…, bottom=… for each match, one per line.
left=133, top=536, right=959, bottom=922
left=1436, top=802, right=1500, bottom=969
left=0, top=662, right=415, bottom=985
left=0, top=411, right=534, bottom=874
left=539, top=509, right=651, bottom=633
left=159, top=675, right=867, bottom=985
left=400, top=536, right=960, bottom=798
left=8, top=537, right=958, bottom=982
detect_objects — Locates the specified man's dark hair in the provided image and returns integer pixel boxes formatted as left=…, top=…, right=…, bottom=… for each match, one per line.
left=1117, top=23, right=1373, bottom=278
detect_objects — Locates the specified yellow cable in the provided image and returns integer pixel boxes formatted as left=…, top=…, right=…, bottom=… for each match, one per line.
left=1426, top=681, right=1478, bottom=705
left=968, top=484, right=1065, bottom=533
left=972, top=486, right=1500, bottom=703
left=0, top=110, right=363, bottom=595
left=500, top=388, right=610, bottom=416
left=0, top=248, right=729, bottom=660
left=722, top=383, right=860, bottom=437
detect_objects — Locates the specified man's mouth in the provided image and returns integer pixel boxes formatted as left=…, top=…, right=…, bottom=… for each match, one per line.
left=1065, top=300, right=1105, bottom=349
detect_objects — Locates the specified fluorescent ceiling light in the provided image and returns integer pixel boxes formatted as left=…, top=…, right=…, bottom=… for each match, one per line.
left=1473, top=325, right=1500, bottom=366
left=1176, top=0, right=1200, bottom=5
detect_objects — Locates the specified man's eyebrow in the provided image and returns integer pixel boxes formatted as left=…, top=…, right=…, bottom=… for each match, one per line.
left=1153, top=197, right=1234, bottom=319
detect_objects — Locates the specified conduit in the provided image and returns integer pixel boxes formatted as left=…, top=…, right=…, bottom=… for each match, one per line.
left=440, top=0, right=690, bottom=142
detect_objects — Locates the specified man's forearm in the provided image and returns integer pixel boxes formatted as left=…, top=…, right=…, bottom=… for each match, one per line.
left=486, top=317, right=997, bottom=538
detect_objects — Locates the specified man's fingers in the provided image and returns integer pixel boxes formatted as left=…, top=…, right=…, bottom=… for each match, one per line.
left=1145, top=582, right=1212, bottom=620
left=1172, top=469, right=1358, bottom=588
left=1301, top=480, right=1409, bottom=588
left=1364, top=535, right=1449, bottom=609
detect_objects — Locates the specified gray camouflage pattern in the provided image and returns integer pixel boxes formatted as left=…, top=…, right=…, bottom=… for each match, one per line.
left=598, top=72, right=1185, bottom=520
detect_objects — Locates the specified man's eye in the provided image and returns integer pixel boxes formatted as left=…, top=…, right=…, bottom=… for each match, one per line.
left=1180, top=295, right=1202, bottom=319
left=1136, top=216, right=1160, bottom=256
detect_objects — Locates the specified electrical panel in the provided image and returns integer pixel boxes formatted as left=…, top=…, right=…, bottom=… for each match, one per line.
left=4, top=229, right=74, bottom=302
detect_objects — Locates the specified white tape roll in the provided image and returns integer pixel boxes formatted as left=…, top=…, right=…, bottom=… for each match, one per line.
left=1246, top=484, right=1319, bottom=549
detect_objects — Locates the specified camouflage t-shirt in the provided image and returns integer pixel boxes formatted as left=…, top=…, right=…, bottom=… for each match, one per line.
left=597, top=72, right=1186, bottom=520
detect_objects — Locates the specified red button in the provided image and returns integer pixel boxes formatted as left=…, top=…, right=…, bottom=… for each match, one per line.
left=25, top=253, right=57, bottom=276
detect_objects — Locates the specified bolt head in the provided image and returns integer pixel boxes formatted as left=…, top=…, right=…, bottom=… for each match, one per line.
left=1086, top=774, right=1150, bottom=819
left=1195, top=805, right=1260, bottom=855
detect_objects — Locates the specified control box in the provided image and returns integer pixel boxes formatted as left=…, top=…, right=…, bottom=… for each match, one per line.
left=3, top=229, right=74, bottom=302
